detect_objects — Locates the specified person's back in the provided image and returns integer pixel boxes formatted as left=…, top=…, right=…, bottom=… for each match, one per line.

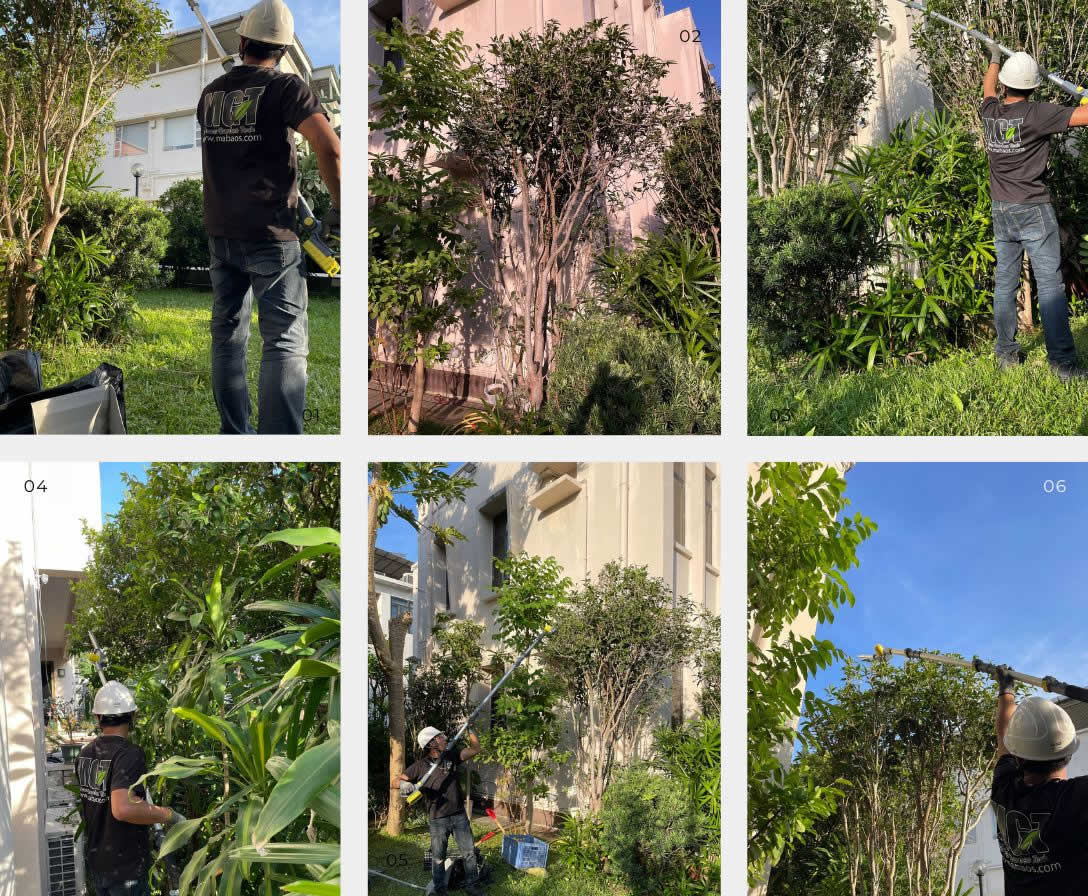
left=77, top=734, right=151, bottom=886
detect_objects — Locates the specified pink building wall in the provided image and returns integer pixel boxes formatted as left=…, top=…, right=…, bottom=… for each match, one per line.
left=369, top=0, right=714, bottom=400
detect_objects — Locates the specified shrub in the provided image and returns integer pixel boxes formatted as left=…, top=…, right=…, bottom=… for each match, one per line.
left=554, top=812, right=606, bottom=874
left=57, top=188, right=168, bottom=289
left=748, top=182, right=883, bottom=355
left=547, top=313, right=720, bottom=434
left=597, top=232, right=721, bottom=373
left=599, top=764, right=699, bottom=887
left=158, top=177, right=207, bottom=273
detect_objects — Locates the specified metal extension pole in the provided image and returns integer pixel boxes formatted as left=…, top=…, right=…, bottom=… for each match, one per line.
left=405, top=623, right=554, bottom=804
left=368, top=869, right=428, bottom=890
left=87, top=631, right=108, bottom=687
left=187, top=0, right=235, bottom=72
left=868, top=645, right=1088, bottom=702
left=897, top=0, right=1088, bottom=102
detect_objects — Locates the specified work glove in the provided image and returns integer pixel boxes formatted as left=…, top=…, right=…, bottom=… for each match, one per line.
left=164, top=809, right=186, bottom=828
left=983, top=38, right=1002, bottom=66
left=399, top=780, right=417, bottom=799
left=992, top=664, right=1016, bottom=696
left=321, top=205, right=340, bottom=241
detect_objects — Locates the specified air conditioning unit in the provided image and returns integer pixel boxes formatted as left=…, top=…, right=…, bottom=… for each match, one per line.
left=45, top=821, right=84, bottom=896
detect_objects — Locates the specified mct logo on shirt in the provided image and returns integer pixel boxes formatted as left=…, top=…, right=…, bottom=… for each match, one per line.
left=996, top=804, right=1063, bottom=874
left=985, top=116, right=1026, bottom=154
left=77, top=758, right=112, bottom=805
left=202, top=87, right=268, bottom=143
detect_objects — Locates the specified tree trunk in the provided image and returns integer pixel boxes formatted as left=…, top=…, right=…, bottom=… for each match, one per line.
left=407, top=347, right=426, bottom=434
left=8, top=273, right=38, bottom=348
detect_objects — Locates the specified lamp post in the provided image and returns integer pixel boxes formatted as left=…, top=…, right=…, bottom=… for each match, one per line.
left=130, top=162, right=145, bottom=198
left=970, top=859, right=987, bottom=896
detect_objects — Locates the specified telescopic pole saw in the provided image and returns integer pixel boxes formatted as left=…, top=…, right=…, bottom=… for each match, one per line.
left=865, top=644, right=1088, bottom=702
left=187, top=0, right=235, bottom=73
left=896, top=0, right=1088, bottom=103
left=405, top=623, right=554, bottom=805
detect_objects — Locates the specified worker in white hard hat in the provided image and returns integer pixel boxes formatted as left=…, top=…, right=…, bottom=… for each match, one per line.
left=980, top=40, right=1088, bottom=381
left=990, top=666, right=1087, bottom=893
left=198, top=0, right=341, bottom=435
left=397, top=726, right=487, bottom=896
left=77, top=681, right=185, bottom=896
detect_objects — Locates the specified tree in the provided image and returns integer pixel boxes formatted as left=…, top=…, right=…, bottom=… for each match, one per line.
left=656, top=87, right=722, bottom=256
left=369, top=22, right=482, bottom=433
left=482, top=554, right=572, bottom=833
left=540, top=561, right=712, bottom=811
left=158, top=178, right=207, bottom=278
left=747, top=462, right=876, bottom=886
left=455, top=19, right=676, bottom=409
left=0, top=0, right=169, bottom=346
left=70, top=463, right=340, bottom=669
left=747, top=0, right=877, bottom=196
left=799, top=657, right=997, bottom=896
left=367, top=462, right=469, bottom=836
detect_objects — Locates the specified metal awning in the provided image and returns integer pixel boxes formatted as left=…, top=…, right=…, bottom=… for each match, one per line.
left=374, top=547, right=412, bottom=580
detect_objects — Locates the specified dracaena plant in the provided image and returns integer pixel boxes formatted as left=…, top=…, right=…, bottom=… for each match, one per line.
left=134, top=527, right=342, bottom=896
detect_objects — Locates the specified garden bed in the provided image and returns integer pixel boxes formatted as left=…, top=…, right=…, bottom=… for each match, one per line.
left=368, top=817, right=632, bottom=896
left=31, top=287, right=340, bottom=434
left=749, top=321, right=1088, bottom=436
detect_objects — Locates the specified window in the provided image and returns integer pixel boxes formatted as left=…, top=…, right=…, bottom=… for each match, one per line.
left=164, top=114, right=195, bottom=151
left=673, top=463, right=686, bottom=546
left=492, top=509, right=509, bottom=588
left=114, top=121, right=149, bottom=156
left=704, top=468, right=716, bottom=563
left=390, top=596, right=412, bottom=631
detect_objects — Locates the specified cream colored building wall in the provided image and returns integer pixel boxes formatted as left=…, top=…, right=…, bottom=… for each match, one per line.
left=0, top=463, right=101, bottom=896
left=416, top=461, right=720, bottom=811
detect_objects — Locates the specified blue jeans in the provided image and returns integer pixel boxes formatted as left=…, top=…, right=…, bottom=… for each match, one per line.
left=429, top=810, right=479, bottom=893
left=992, top=201, right=1077, bottom=368
left=90, top=870, right=151, bottom=896
left=208, top=237, right=309, bottom=434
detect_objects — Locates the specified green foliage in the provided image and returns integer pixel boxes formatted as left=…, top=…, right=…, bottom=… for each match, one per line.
left=546, top=313, right=720, bottom=435
left=554, top=812, right=607, bottom=875
left=405, top=614, right=485, bottom=748
left=32, top=231, right=137, bottom=343
left=598, top=765, right=699, bottom=890
left=70, top=463, right=341, bottom=670
left=656, top=88, right=721, bottom=255
left=805, top=113, right=993, bottom=375
left=748, top=183, right=884, bottom=356
left=157, top=179, right=207, bottom=275
left=597, top=233, right=721, bottom=374
left=65, top=159, right=106, bottom=193
left=57, top=188, right=168, bottom=288
left=748, top=0, right=878, bottom=195
left=368, top=22, right=482, bottom=425
left=747, top=463, right=876, bottom=885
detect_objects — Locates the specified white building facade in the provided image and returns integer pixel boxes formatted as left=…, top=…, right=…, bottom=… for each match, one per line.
left=0, top=463, right=101, bottom=896
left=373, top=547, right=418, bottom=662
left=956, top=698, right=1088, bottom=896
left=414, top=461, right=720, bottom=815
left=98, top=12, right=339, bottom=200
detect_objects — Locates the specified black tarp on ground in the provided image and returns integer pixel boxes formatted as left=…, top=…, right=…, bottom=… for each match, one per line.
left=0, top=356, right=127, bottom=434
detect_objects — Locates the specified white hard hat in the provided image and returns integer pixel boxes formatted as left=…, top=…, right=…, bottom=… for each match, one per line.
left=1005, top=696, right=1080, bottom=761
left=93, top=681, right=137, bottom=716
left=238, top=0, right=294, bottom=46
left=999, top=52, right=1042, bottom=90
left=417, top=726, right=443, bottom=750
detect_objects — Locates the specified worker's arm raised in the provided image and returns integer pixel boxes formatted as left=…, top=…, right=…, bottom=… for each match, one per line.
left=993, top=665, right=1017, bottom=758
left=1069, top=105, right=1088, bottom=127
left=460, top=730, right=482, bottom=762
left=983, top=40, right=1002, bottom=99
left=296, top=113, right=341, bottom=211
left=110, top=789, right=180, bottom=827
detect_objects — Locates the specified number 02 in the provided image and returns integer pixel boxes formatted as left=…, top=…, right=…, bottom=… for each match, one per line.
left=681, top=29, right=701, bottom=43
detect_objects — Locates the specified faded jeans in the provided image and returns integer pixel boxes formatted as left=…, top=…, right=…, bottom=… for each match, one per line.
left=90, top=870, right=151, bottom=896
left=429, top=810, right=480, bottom=893
left=208, top=237, right=309, bottom=434
left=992, top=200, right=1077, bottom=368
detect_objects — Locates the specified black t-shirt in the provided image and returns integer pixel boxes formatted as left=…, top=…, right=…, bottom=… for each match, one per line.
left=991, top=753, right=1088, bottom=894
left=197, top=65, right=323, bottom=242
left=979, top=95, right=1074, bottom=204
left=77, top=736, right=151, bottom=884
left=403, top=749, right=466, bottom=820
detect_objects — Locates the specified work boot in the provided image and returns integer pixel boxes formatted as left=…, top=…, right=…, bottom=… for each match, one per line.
left=1050, top=363, right=1088, bottom=382
left=995, top=352, right=1020, bottom=370
left=463, top=885, right=486, bottom=896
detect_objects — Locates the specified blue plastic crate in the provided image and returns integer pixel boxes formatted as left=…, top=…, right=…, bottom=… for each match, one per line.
left=501, top=834, right=549, bottom=870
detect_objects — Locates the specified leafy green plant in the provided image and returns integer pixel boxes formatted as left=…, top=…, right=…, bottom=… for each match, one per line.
left=65, top=159, right=107, bottom=194
left=553, top=812, right=606, bottom=874
left=657, top=88, right=721, bottom=256
left=158, top=178, right=207, bottom=278
left=451, top=393, right=558, bottom=435
left=597, top=232, right=721, bottom=374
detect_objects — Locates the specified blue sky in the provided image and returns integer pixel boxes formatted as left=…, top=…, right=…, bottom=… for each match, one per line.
left=374, top=464, right=462, bottom=564
left=666, top=0, right=720, bottom=83
left=100, top=463, right=150, bottom=520
left=159, top=0, right=340, bottom=68
left=804, top=463, right=1088, bottom=711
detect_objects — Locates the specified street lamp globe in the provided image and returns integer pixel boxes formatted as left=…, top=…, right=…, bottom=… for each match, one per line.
left=130, top=162, right=145, bottom=178
left=970, top=860, right=986, bottom=876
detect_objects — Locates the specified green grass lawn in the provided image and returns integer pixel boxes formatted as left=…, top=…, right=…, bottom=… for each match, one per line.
left=32, top=288, right=339, bottom=434
left=369, top=817, right=632, bottom=896
left=749, top=319, right=1088, bottom=435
